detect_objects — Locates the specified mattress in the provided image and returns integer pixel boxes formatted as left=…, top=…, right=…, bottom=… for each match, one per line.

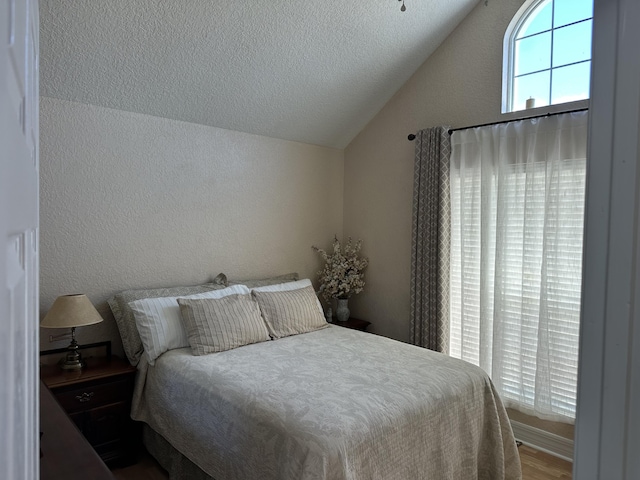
left=131, top=325, right=521, bottom=479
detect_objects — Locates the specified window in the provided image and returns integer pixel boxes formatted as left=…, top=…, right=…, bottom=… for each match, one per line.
left=449, top=111, right=588, bottom=421
left=503, top=0, right=593, bottom=113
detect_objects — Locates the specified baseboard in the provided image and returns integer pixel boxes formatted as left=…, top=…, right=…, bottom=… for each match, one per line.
left=510, top=420, right=574, bottom=463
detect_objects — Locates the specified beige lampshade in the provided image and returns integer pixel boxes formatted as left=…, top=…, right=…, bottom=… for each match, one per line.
left=40, top=294, right=104, bottom=329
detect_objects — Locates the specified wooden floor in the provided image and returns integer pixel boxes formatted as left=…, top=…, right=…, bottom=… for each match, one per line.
left=112, top=454, right=168, bottom=480
left=112, top=444, right=573, bottom=479
left=519, top=444, right=573, bottom=479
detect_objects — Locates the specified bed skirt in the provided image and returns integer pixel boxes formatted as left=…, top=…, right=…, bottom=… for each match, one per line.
left=143, top=424, right=214, bottom=480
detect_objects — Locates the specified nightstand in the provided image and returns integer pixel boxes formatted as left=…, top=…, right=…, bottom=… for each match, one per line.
left=333, top=317, right=371, bottom=331
left=40, top=355, right=139, bottom=468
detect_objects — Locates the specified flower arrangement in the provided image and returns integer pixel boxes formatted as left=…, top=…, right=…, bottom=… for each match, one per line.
left=312, top=236, right=369, bottom=302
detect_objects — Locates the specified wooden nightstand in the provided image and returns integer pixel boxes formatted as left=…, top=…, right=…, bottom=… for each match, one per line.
left=333, top=317, right=371, bottom=331
left=40, top=355, right=139, bottom=468
left=40, top=380, right=114, bottom=480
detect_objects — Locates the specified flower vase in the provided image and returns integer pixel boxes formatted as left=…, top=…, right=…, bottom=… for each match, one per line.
left=336, top=298, right=350, bottom=322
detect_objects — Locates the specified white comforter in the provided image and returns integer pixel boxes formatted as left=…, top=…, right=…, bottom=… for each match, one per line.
left=131, top=325, right=521, bottom=479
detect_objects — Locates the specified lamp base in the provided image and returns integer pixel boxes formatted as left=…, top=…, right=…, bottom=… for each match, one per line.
left=58, top=329, right=85, bottom=370
left=58, top=352, right=85, bottom=370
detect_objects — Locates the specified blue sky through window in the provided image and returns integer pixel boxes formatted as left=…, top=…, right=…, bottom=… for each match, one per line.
left=511, top=0, right=593, bottom=112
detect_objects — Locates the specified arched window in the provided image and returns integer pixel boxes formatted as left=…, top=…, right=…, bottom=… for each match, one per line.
left=502, top=0, right=593, bottom=113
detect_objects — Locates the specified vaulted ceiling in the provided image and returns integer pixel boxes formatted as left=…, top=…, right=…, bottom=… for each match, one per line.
left=40, top=0, right=479, bottom=148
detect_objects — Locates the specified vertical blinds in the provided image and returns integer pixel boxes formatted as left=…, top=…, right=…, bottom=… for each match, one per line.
left=449, top=111, right=588, bottom=422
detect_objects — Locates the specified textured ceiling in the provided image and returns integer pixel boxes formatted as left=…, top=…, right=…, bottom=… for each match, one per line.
left=40, top=0, right=479, bottom=148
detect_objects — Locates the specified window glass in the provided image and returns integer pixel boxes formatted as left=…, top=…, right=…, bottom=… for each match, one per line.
left=515, top=32, right=552, bottom=76
left=517, top=0, right=552, bottom=38
left=551, top=62, right=591, bottom=104
left=553, top=0, right=593, bottom=28
left=552, top=20, right=592, bottom=67
left=514, top=71, right=551, bottom=111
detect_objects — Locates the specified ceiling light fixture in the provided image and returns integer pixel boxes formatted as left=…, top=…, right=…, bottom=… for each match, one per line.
left=398, top=0, right=406, bottom=11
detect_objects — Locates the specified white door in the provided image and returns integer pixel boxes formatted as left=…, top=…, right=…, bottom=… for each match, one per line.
left=1, top=0, right=40, bottom=478
left=574, top=0, right=640, bottom=478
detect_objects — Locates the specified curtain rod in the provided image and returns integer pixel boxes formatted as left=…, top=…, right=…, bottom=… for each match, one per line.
left=406, top=107, right=589, bottom=141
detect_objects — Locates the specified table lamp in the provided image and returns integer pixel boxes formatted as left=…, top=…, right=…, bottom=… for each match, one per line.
left=41, top=294, right=103, bottom=370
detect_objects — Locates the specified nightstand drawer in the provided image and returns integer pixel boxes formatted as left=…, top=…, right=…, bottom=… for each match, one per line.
left=54, top=378, right=131, bottom=414
left=85, top=401, right=129, bottom=445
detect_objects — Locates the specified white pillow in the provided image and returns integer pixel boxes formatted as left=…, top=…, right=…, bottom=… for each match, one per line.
left=129, top=284, right=250, bottom=365
left=251, top=278, right=324, bottom=315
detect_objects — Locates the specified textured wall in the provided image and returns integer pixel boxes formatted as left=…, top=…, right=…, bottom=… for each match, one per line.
left=39, top=97, right=343, bottom=356
left=343, top=0, right=523, bottom=342
left=39, top=0, right=478, bottom=148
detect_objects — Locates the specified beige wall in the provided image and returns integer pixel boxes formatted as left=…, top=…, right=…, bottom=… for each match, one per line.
left=343, top=0, right=523, bottom=342
left=39, top=97, right=344, bottom=356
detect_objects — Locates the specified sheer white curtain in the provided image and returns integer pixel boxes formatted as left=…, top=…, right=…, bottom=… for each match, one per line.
left=449, top=111, right=588, bottom=422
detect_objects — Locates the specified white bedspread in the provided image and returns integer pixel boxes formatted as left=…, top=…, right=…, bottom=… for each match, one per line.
left=131, top=325, right=521, bottom=479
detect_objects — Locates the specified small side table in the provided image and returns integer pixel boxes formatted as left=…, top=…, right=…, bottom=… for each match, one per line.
left=40, top=380, right=114, bottom=480
left=40, top=355, right=140, bottom=468
left=333, top=317, right=371, bottom=332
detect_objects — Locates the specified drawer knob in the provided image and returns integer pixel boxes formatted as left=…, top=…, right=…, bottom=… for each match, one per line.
left=75, top=392, right=94, bottom=403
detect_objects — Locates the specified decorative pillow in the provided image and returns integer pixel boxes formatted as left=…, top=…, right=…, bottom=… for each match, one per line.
left=178, top=294, right=270, bottom=355
left=228, top=272, right=299, bottom=289
left=252, top=278, right=324, bottom=315
left=251, top=285, right=328, bottom=339
left=128, top=284, right=248, bottom=365
left=107, top=273, right=228, bottom=365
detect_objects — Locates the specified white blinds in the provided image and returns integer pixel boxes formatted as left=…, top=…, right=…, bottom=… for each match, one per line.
left=449, top=111, right=588, bottom=422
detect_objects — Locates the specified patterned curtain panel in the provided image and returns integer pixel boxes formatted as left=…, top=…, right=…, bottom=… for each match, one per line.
left=410, top=127, right=451, bottom=353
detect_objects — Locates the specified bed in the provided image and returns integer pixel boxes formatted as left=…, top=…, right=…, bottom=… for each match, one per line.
left=109, top=274, right=522, bottom=480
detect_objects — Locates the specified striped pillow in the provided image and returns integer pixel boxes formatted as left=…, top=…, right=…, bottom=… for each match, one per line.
left=252, top=285, right=328, bottom=339
left=251, top=278, right=324, bottom=315
left=177, top=294, right=270, bottom=355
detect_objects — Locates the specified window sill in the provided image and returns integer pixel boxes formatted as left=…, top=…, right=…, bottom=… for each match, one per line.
left=501, top=99, right=589, bottom=123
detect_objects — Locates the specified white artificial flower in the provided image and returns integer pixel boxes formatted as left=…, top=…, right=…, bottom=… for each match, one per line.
left=312, top=236, right=369, bottom=302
